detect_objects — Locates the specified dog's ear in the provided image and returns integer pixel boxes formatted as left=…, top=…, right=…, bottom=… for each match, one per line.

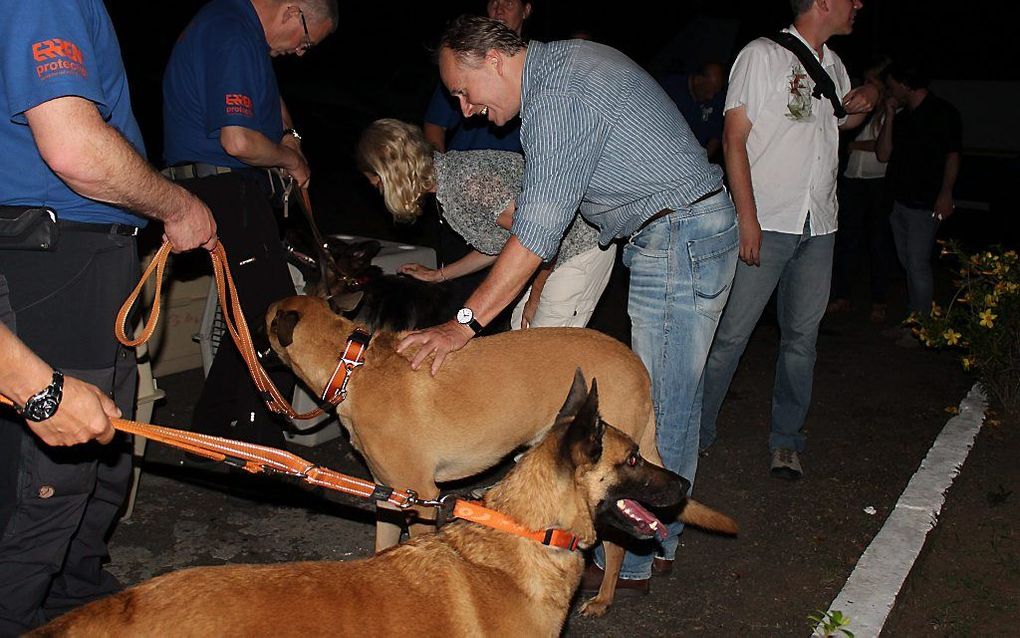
left=560, top=377, right=605, bottom=467
left=555, top=368, right=589, bottom=424
left=270, top=309, right=301, bottom=348
left=350, top=240, right=382, bottom=265
left=328, top=290, right=365, bottom=314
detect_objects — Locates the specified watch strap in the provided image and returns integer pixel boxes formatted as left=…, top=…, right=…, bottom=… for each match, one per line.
left=19, top=369, right=65, bottom=422
left=465, top=317, right=483, bottom=335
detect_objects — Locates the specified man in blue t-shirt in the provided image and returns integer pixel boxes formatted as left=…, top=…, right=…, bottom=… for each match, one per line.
left=0, top=0, right=216, bottom=631
left=658, top=62, right=727, bottom=163
left=162, top=0, right=337, bottom=450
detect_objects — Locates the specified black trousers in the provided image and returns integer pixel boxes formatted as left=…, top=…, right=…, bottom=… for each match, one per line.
left=177, top=173, right=296, bottom=447
left=0, top=229, right=138, bottom=635
left=832, top=176, right=895, bottom=303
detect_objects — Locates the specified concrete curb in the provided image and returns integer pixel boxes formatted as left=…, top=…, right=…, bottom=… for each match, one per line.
left=813, top=382, right=988, bottom=637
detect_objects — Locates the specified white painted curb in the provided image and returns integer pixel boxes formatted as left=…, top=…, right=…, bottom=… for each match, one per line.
left=813, top=383, right=988, bottom=637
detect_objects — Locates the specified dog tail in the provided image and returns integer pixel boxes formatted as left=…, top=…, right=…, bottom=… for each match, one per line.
left=679, top=499, right=738, bottom=535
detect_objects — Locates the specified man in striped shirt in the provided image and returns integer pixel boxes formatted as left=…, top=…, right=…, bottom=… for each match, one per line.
left=398, top=15, right=738, bottom=592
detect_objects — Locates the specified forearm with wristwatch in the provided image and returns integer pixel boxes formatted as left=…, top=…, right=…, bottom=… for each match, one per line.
left=14, top=369, right=65, bottom=422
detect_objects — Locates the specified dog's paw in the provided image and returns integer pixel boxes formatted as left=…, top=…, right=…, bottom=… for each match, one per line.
left=578, top=596, right=611, bottom=618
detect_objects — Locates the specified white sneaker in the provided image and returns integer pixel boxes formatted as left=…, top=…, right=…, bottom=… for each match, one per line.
left=770, top=448, right=803, bottom=480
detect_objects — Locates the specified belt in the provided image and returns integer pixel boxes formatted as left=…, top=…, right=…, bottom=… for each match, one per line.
left=58, top=220, right=139, bottom=236
left=162, top=163, right=278, bottom=182
left=161, top=163, right=236, bottom=180
left=636, top=187, right=724, bottom=233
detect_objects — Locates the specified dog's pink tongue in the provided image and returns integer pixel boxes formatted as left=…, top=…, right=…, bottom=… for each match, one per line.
left=618, top=499, right=668, bottom=541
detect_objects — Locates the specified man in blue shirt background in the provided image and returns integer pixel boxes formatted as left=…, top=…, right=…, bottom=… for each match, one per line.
left=659, top=61, right=727, bottom=163
left=162, top=0, right=337, bottom=451
left=0, top=0, right=215, bottom=631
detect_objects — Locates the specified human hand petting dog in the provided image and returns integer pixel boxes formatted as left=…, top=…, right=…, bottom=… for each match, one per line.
left=396, top=320, right=473, bottom=375
left=398, top=262, right=443, bottom=283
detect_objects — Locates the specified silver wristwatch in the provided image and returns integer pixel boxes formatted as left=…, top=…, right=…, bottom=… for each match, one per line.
left=283, top=128, right=302, bottom=142
left=456, top=307, right=483, bottom=335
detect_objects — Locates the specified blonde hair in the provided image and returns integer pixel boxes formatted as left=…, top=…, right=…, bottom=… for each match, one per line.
left=356, top=119, right=436, bottom=222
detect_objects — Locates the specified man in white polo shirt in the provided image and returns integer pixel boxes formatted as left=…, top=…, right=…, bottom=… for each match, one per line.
left=699, top=0, right=877, bottom=479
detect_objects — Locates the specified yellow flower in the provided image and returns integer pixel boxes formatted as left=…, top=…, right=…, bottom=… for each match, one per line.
left=943, top=329, right=961, bottom=345
left=930, top=302, right=943, bottom=317
left=961, top=357, right=973, bottom=370
left=979, top=309, right=997, bottom=328
left=984, top=293, right=998, bottom=308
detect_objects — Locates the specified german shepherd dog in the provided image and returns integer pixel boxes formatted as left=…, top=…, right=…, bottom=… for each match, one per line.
left=32, top=374, right=697, bottom=637
left=282, top=232, right=462, bottom=332
left=265, top=294, right=737, bottom=616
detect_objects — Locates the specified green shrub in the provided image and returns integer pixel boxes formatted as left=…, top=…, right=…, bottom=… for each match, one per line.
left=907, top=242, right=1019, bottom=415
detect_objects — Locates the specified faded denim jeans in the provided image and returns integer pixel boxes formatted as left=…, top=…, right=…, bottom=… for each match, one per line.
left=700, top=217, right=835, bottom=455
left=889, top=201, right=939, bottom=316
left=596, top=190, right=737, bottom=580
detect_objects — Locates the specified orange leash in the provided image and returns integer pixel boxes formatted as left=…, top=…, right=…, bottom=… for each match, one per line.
left=0, top=392, right=413, bottom=509
left=0, top=393, right=582, bottom=551
left=114, top=240, right=326, bottom=420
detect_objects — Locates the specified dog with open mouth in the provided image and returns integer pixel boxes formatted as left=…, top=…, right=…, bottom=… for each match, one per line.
left=32, top=372, right=706, bottom=637
left=264, top=294, right=737, bottom=616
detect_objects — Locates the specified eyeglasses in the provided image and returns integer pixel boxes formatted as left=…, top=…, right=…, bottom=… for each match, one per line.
left=297, top=9, right=314, bottom=54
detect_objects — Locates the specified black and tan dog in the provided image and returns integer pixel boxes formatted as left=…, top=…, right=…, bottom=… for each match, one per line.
left=266, top=294, right=736, bottom=616
left=33, top=374, right=702, bottom=637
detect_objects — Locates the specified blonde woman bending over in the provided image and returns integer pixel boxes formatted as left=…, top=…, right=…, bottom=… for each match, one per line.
left=357, top=118, right=615, bottom=329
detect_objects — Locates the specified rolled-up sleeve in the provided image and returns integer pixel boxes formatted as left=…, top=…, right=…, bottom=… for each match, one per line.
left=513, top=94, right=608, bottom=260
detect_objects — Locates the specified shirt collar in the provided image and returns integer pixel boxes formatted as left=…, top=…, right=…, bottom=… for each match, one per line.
left=784, top=25, right=834, bottom=68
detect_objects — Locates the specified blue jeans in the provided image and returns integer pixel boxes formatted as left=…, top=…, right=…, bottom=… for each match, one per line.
left=700, top=218, right=834, bottom=454
left=596, top=190, right=738, bottom=580
left=889, top=201, right=938, bottom=316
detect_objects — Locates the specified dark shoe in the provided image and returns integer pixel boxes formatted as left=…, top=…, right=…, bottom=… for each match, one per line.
left=770, top=448, right=803, bottom=480
left=579, top=562, right=650, bottom=598
left=825, top=298, right=850, bottom=315
left=651, top=556, right=673, bottom=576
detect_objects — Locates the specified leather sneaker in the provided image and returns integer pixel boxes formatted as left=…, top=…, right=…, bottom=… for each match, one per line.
left=770, top=448, right=803, bottom=480
left=651, top=556, right=673, bottom=576
left=579, top=562, right=649, bottom=598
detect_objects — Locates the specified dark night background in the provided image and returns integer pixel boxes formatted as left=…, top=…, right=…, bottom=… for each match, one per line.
left=105, top=0, right=1016, bottom=246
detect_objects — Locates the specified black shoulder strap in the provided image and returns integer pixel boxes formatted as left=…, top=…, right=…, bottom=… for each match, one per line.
left=766, top=32, right=847, bottom=118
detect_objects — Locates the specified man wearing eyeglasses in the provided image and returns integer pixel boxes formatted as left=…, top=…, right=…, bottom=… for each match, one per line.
left=161, top=0, right=337, bottom=452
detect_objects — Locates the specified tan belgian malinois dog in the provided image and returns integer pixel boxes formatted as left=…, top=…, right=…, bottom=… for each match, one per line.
left=33, top=374, right=710, bottom=637
left=265, top=295, right=737, bottom=616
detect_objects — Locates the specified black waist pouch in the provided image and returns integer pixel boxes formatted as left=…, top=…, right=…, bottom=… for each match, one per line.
left=0, top=206, right=59, bottom=251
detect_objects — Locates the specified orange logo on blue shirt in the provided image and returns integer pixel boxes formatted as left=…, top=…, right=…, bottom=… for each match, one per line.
left=33, top=39, right=87, bottom=80
left=225, top=93, right=254, bottom=117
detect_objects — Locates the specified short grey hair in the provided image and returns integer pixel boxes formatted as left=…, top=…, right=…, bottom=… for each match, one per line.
left=790, top=0, right=815, bottom=16
left=296, top=0, right=339, bottom=32
left=439, top=15, right=527, bottom=66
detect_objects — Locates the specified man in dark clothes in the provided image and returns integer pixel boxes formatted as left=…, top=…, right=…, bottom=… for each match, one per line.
left=162, top=0, right=337, bottom=447
left=876, top=60, right=962, bottom=329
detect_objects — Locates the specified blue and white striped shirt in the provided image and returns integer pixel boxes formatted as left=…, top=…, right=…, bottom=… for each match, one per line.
left=512, top=40, right=724, bottom=260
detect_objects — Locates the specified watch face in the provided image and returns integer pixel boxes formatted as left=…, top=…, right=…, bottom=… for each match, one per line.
left=26, top=396, right=60, bottom=421
left=456, top=307, right=474, bottom=324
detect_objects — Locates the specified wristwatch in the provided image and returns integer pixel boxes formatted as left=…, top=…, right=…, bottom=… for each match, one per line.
left=455, top=307, right=483, bottom=335
left=19, top=370, right=65, bottom=422
left=283, top=128, right=302, bottom=142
